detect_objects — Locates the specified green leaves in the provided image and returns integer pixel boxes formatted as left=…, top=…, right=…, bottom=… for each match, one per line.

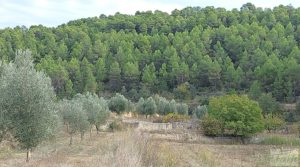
left=0, top=50, right=58, bottom=149
left=81, top=58, right=97, bottom=93
left=207, top=95, right=264, bottom=137
left=194, top=105, right=208, bottom=119
left=2, top=4, right=300, bottom=101
left=257, top=93, right=279, bottom=115
left=108, top=93, right=129, bottom=114
left=75, top=93, right=110, bottom=127
left=137, top=97, right=157, bottom=116
left=59, top=99, right=89, bottom=135
left=59, top=92, right=110, bottom=141
left=142, top=63, right=157, bottom=88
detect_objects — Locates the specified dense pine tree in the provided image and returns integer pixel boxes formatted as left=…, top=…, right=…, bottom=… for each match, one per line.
left=1, top=4, right=300, bottom=102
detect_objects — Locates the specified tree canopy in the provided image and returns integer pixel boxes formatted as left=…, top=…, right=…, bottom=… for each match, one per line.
left=1, top=4, right=300, bottom=101
left=207, top=95, right=264, bottom=137
left=0, top=50, right=59, bottom=161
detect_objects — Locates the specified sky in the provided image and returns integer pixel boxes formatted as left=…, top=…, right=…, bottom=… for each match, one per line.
left=1, top=0, right=300, bottom=28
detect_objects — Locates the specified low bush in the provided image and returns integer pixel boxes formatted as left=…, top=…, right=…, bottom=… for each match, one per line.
left=200, top=115, right=222, bottom=136
left=284, top=112, right=297, bottom=122
left=109, top=120, right=123, bottom=132
left=152, top=117, right=163, bottom=123
left=162, top=113, right=189, bottom=123
left=264, top=114, right=285, bottom=132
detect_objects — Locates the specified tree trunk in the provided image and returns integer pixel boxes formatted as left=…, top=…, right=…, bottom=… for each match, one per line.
left=241, top=137, right=245, bottom=144
left=26, top=149, right=30, bottom=162
left=96, top=125, right=99, bottom=134
left=90, top=126, right=92, bottom=138
left=81, top=132, right=84, bottom=141
left=66, top=123, right=69, bottom=133
left=69, top=135, right=73, bottom=146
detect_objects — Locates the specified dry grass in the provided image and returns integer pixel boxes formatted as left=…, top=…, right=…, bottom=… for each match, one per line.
left=259, top=134, right=300, bottom=146
left=1, top=127, right=300, bottom=167
left=0, top=130, right=165, bottom=167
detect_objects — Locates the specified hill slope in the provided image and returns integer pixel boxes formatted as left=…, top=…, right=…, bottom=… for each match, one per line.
left=0, top=3, right=300, bottom=101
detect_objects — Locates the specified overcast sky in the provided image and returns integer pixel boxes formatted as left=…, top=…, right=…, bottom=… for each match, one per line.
left=1, top=0, right=300, bottom=28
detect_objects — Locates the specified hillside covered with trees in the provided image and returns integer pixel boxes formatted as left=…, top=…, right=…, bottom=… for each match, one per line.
left=1, top=3, right=300, bottom=102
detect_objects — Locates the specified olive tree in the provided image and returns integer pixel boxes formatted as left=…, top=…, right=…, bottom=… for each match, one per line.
left=59, top=99, right=89, bottom=145
left=75, top=93, right=110, bottom=135
left=0, top=50, right=59, bottom=162
left=137, top=97, right=157, bottom=117
left=154, top=95, right=187, bottom=116
left=0, top=60, right=9, bottom=142
left=169, top=99, right=177, bottom=113
left=176, top=103, right=189, bottom=115
left=0, top=60, right=3, bottom=75
left=194, top=105, right=208, bottom=119
left=156, top=96, right=169, bottom=115
left=136, top=97, right=145, bottom=114
left=108, top=93, right=128, bottom=114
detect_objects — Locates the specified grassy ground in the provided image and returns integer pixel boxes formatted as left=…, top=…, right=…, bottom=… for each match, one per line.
left=0, top=127, right=299, bottom=167
left=258, top=133, right=300, bottom=146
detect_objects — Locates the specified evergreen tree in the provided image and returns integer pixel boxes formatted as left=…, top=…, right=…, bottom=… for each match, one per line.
left=81, top=58, right=97, bottom=93
left=142, top=63, right=157, bottom=90
left=0, top=50, right=59, bottom=162
left=108, top=61, right=122, bottom=91
left=123, top=62, right=140, bottom=90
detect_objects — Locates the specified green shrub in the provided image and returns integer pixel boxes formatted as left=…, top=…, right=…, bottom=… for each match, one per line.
left=201, top=115, right=222, bottom=136
left=162, top=113, right=189, bottom=123
left=296, top=102, right=300, bottom=115
left=264, top=114, right=285, bottom=132
left=108, top=120, right=123, bottom=132
left=152, top=117, right=163, bottom=123
left=298, top=123, right=300, bottom=136
left=208, top=95, right=264, bottom=137
left=284, top=112, right=296, bottom=122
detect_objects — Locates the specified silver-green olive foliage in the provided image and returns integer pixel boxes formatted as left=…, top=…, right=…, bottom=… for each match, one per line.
left=75, top=92, right=110, bottom=127
left=176, top=103, right=189, bottom=115
left=156, top=96, right=173, bottom=115
left=137, top=97, right=157, bottom=116
left=108, top=93, right=128, bottom=114
left=194, top=105, right=208, bottom=119
left=59, top=99, right=89, bottom=136
left=154, top=95, right=187, bottom=115
left=0, top=50, right=59, bottom=149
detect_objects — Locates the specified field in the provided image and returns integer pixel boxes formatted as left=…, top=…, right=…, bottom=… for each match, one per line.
left=1, top=119, right=299, bottom=167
